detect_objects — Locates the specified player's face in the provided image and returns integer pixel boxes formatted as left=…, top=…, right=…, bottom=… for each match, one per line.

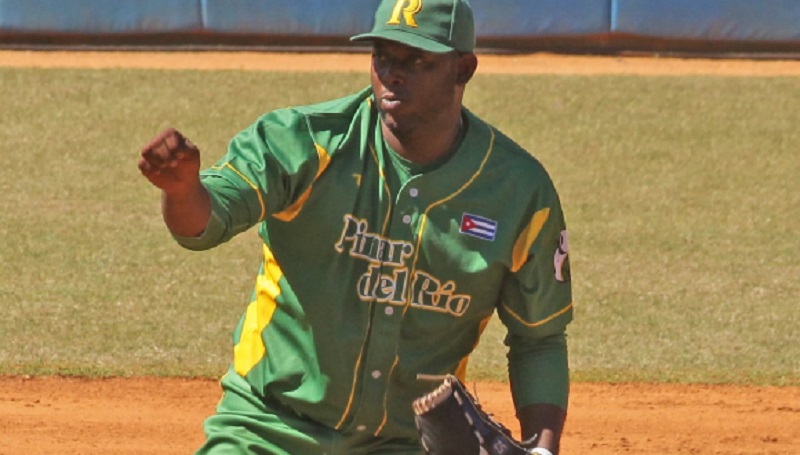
left=370, top=40, right=468, bottom=134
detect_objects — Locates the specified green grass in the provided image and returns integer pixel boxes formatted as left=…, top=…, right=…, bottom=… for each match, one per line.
left=1, top=68, right=798, bottom=385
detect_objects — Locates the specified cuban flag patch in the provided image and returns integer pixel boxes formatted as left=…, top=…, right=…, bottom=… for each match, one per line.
left=459, top=213, right=498, bottom=241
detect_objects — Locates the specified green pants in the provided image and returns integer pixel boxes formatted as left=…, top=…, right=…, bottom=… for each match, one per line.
left=196, top=370, right=423, bottom=455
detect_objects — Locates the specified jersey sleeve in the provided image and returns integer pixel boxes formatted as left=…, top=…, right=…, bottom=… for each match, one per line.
left=173, top=109, right=326, bottom=250
left=498, top=173, right=573, bottom=410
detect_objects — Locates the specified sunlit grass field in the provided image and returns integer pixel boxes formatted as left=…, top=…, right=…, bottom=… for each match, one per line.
left=1, top=68, right=797, bottom=385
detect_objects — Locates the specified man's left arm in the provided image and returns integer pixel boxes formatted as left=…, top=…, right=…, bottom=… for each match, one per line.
left=508, top=332, right=569, bottom=455
left=498, top=173, right=573, bottom=455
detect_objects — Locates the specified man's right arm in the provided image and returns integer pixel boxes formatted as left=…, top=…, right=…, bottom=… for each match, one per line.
left=159, top=180, right=211, bottom=238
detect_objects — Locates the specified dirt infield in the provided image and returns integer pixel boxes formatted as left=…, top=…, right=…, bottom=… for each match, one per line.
left=2, top=50, right=799, bottom=454
left=4, top=49, right=800, bottom=75
left=2, top=376, right=799, bottom=454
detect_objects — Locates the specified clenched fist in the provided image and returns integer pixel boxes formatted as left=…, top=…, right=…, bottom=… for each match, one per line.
left=139, top=128, right=202, bottom=196
left=139, top=128, right=211, bottom=237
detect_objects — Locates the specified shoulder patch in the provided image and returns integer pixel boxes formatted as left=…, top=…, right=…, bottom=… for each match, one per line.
left=554, top=230, right=570, bottom=282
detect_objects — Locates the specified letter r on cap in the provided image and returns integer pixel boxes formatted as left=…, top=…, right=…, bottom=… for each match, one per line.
left=387, top=0, right=422, bottom=27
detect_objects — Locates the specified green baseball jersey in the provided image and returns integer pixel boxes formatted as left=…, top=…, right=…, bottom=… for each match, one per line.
left=177, top=86, right=573, bottom=440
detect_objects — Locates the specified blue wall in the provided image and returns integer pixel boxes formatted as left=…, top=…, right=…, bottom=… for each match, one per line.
left=613, top=0, right=800, bottom=42
left=471, top=0, right=609, bottom=38
left=0, top=0, right=202, bottom=33
left=200, top=0, right=377, bottom=36
left=1, top=0, right=799, bottom=52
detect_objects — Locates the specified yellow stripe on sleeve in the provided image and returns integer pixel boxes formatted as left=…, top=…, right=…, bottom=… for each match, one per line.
left=212, top=162, right=267, bottom=222
left=274, top=143, right=331, bottom=222
left=233, top=244, right=283, bottom=377
left=510, top=208, right=550, bottom=272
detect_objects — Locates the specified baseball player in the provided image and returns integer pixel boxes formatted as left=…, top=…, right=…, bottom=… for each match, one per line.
left=138, top=1, right=572, bottom=454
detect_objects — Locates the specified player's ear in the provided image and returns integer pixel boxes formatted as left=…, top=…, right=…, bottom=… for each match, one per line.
left=456, top=52, right=478, bottom=85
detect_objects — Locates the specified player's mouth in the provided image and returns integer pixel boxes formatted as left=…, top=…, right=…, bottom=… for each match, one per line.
left=378, top=92, right=407, bottom=112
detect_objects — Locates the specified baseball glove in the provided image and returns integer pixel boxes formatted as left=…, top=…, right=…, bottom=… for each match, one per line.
left=412, top=375, right=534, bottom=455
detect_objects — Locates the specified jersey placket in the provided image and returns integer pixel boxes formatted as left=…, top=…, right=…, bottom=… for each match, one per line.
left=341, top=150, right=427, bottom=436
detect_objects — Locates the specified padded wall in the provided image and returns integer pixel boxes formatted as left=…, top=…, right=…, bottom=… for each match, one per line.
left=0, top=0, right=202, bottom=33
left=1, top=0, right=799, bottom=51
left=472, top=0, right=609, bottom=37
left=200, top=0, right=377, bottom=35
left=612, top=0, right=800, bottom=41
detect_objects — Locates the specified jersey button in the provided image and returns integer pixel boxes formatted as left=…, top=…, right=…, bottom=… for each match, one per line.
left=384, top=306, right=394, bottom=316
left=409, top=188, right=419, bottom=197
left=402, top=214, right=412, bottom=224
left=372, top=370, right=382, bottom=379
left=356, top=425, right=367, bottom=432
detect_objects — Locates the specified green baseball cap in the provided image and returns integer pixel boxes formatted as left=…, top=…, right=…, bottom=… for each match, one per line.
left=351, top=0, right=475, bottom=53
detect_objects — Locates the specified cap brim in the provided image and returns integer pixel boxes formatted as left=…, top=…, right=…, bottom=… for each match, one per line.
left=350, top=30, right=455, bottom=53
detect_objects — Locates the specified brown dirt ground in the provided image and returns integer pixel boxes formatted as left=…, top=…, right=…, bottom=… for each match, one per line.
left=1, top=376, right=799, bottom=454
left=4, top=50, right=800, bottom=75
left=2, top=50, right=799, bottom=454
